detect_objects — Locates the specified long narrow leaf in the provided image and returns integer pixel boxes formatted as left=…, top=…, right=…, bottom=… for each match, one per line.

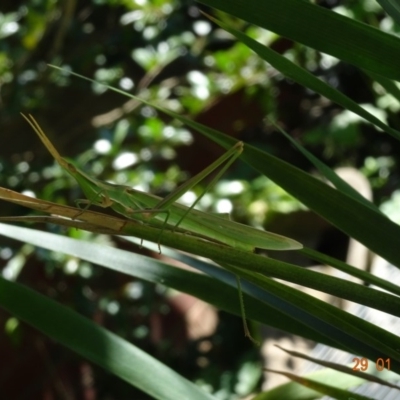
left=2, top=223, right=400, bottom=370
left=207, top=13, right=400, bottom=141
left=303, top=247, right=400, bottom=297
left=377, top=0, right=400, bottom=25
left=211, top=262, right=400, bottom=372
left=0, top=276, right=215, bottom=400
left=47, top=66, right=400, bottom=268
left=0, top=223, right=333, bottom=344
left=197, top=0, right=400, bottom=81
left=269, top=121, right=382, bottom=214
left=263, top=368, right=374, bottom=400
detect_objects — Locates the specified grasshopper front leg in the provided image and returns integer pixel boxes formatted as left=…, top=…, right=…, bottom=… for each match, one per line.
left=73, top=191, right=114, bottom=219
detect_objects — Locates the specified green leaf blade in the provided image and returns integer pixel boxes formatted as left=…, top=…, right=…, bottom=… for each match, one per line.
left=198, top=0, right=400, bottom=81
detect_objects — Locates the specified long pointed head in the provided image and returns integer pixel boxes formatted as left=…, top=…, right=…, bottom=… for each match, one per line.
left=21, top=113, right=72, bottom=172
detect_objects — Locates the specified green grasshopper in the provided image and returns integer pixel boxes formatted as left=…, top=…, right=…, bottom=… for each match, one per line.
left=23, top=114, right=302, bottom=344
left=23, top=114, right=302, bottom=251
left=22, top=114, right=302, bottom=253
